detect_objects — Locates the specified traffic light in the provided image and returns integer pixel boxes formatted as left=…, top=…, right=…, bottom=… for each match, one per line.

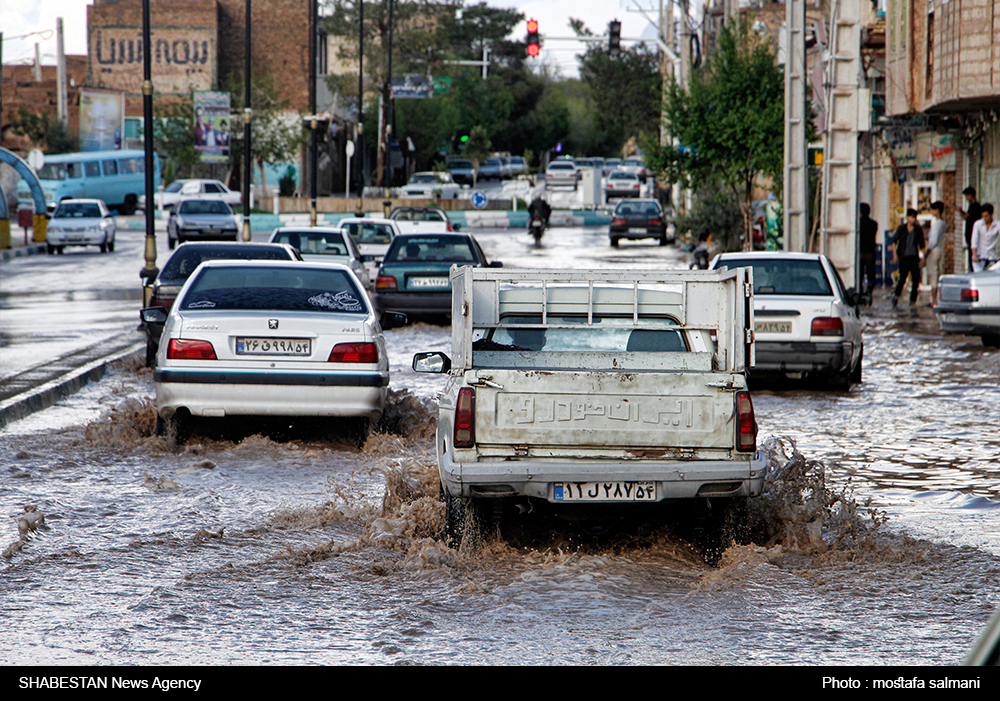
left=526, top=19, right=540, bottom=57
left=609, top=20, right=621, bottom=54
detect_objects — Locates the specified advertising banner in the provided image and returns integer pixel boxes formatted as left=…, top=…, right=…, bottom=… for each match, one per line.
left=194, top=91, right=231, bottom=163
left=79, top=88, right=125, bottom=151
left=916, top=133, right=956, bottom=173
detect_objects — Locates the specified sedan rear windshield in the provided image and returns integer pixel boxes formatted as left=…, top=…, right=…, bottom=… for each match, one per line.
left=342, top=222, right=394, bottom=244
left=718, top=258, right=832, bottom=296
left=161, top=247, right=293, bottom=280
left=614, top=202, right=661, bottom=216
left=180, top=266, right=367, bottom=313
left=384, top=237, right=476, bottom=263
left=177, top=201, right=233, bottom=215
left=272, top=231, right=351, bottom=256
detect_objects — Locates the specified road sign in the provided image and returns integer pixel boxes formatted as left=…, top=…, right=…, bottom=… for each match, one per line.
left=471, top=191, right=489, bottom=210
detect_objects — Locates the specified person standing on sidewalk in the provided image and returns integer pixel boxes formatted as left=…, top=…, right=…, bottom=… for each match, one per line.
left=958, top=187, right=982, bottom=271
left=924, top=201, right=946, bottom=307
left=891, top=208, right=925, bottom=308
left=970, top=203, right=999, bottom=272
left=858, top=202, right=879, bottom=300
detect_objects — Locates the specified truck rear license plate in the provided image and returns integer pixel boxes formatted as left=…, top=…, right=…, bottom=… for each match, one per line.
left=554, top=481, right=655, bottom=502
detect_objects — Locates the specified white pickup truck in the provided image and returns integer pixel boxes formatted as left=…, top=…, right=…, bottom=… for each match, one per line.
left=414, top=267, right=765, bottom=557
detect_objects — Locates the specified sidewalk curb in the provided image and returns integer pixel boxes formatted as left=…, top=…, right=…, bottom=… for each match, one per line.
left=0, top=342, right=144, bottom=430
left=1, top=244, right=47, bottom=262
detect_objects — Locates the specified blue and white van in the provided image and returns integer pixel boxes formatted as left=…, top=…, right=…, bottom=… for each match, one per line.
left=17, top=150, right=160, bottom=214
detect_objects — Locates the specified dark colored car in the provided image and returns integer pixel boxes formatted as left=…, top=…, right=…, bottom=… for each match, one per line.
left=609, top=199, right=669, bottom=247
left=374, top=233, right=501, bottom=319
left=167, top=199, right=239, bottom=249
left=446, top=159, right=476, bottom=186
left=141, top=241, right=302, bottom=366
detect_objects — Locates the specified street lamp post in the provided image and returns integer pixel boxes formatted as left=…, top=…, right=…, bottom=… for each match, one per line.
left=139, top=0, right=158, bottom=302
left=242, top=0, right=253, bottom=242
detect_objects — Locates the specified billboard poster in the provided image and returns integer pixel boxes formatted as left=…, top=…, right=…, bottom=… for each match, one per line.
left=79, top=88, right=125, bottom=151
left=194, top=91, right=231, bottom=163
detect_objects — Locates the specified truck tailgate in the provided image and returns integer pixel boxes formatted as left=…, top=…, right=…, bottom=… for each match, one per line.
left=469, top=369, right=742, bottom=455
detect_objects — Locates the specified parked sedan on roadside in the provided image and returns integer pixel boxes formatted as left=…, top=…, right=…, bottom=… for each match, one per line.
left=268, top=227, right=371, bottom=289
left=139, top=179, right=242, bottom=211
left=143, top=260, right=406, bottom=445
left=167, top=199, right=239, bottom=249
left=605, top=171, right=642, bottom=199
left=141, top=242, right=303, bottom=366
left=710, top=251, right=864, bottom=390
left=544, top=160, right=579, bottom=190
left=618, top=157, right=648, bottom=183
left=45, top=199, right=117, bottom=254
left=401, top=171, right=463, bottom=199
left=609, top=199, right=669, bottom=247
left=375, top=232, right=502, bottom=319
left=935, top=261, right=1000, bottom=347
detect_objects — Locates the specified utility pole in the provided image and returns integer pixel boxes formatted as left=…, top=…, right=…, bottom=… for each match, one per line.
left=242, top=0, right=252, bottom=242
left=783, top=0, right=808, bottom=252
left=309, top=0, right=318, bottom=226
left=356, top=0, right=364, bottom=213
left=56, top=18, right=68, bottom=126
left=139, top=0, right=158, bottom=301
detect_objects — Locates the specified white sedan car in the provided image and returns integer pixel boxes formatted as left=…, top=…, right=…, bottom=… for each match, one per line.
left=268, top=226, right=372, bottom=289
left=935, top=261, right=1000, bottom=347
left=140, top=179, right=242, bottom=210
left=710, top=251, right=864, bottom=389
left=45, top=199, right=117, bottom=254
left=143, top=259, right=405, bottom=445
left=401, top=172, right=463, bottom=199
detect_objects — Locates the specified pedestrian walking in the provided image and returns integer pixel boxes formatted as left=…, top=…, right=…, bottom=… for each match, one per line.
left=957, top=187, right=982, bottom=271
left=858, top=202, right=878, bottom=299
left=970, top=203, right=999, bottom=272
left=891, top=208, right=925, bottom=308
left=924, top=201, right=946, bottom=307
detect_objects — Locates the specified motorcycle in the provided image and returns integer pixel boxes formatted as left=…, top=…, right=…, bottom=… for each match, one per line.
left=529, top=214, right=546, bottom=246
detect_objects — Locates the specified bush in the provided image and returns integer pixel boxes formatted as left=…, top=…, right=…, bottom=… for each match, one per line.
left=279, top=166, right=297, bottom=197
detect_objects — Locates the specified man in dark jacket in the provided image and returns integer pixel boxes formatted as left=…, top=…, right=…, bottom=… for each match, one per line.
left=891, top=208, right=925, bottom=308
left=858, top=202, right=878, bottom=298
left=958, top=187, right=982, bottom=272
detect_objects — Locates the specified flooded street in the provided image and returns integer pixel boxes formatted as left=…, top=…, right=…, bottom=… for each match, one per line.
left=1, top=227, right=998, bottom=665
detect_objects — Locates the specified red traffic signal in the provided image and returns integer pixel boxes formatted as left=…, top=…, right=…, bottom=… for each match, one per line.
left=526, top=19, right=540, bottom=57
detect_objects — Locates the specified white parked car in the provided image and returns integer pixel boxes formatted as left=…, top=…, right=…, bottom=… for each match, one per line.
left=140, top=179, right=242, bottom=210
left=268, top=226, right=372, bottom=290
left=710, top=251, right=864, bottom=389
left=401, top=172, right=463, bottom=199
left=543, top=160, right=579, bottom=190
left=935, top=261, right=1000, bottom=347
left=45, top=199, right=117, bottom=254
left=617, top=157, right=648, bottom=183
left=337, top=217, right=401, bottom=282
left=143, top=259, right=406, bottom=445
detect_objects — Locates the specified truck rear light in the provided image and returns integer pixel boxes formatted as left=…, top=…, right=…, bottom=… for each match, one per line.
left=810, top=317, right=844, bottom=336
left=167, top=338, right=217, bottom=360
left=961, top=289, right=979, bottom=302
left=376, top=275, right=397, bottom=291
left=446, top=222, right=453, bottom=232
left=328, top=342, right=378, bottom=363
left=454, top=387, right=475, bottom=448
left=735, top=391, right=757, bottom=452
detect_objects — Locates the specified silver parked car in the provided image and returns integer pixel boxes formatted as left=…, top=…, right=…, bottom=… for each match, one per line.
left=167, top=198, right=239, bottom=249
left=45, top=199, right=117, bottom=254
left=935, top=261, right=1000, bottom=347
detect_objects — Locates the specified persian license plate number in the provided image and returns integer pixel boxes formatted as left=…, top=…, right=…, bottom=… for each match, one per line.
left=203, top=229, right=221, bottom=235
left=236, top=337, right=311, bottom=356
left=628, top=227, right=647, bottom=234
left=755, top=321, right=792, bottom=334
left=554, top=481, right=656, bottom=502
left=409, top=277, right=448, bottom=289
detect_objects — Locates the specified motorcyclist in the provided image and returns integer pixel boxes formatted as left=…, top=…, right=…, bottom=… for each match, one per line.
left=528, top=194, right=551, bottom=228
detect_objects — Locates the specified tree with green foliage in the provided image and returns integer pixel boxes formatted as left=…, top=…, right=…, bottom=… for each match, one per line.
left=645, top=21, right=784, bottom=251
left=462, top=125, right=491, bottom=187
left=9, top=108, right=79, bottom=154
left=572, top=19, right=661, bottom=157
left=152, top=95, right=200, bottom=180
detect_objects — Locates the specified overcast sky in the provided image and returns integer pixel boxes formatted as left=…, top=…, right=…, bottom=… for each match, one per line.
left=2, top=0, right=664, bottom=78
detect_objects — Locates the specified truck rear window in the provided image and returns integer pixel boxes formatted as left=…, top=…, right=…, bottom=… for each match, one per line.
left=473, top=316, right=687, bottom=354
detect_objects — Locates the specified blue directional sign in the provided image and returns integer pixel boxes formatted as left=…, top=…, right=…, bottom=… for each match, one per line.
left=471, top=190, right=489, bottom=210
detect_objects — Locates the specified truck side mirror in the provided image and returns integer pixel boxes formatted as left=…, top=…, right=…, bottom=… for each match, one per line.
left=412, top=351, right=451, bottom=374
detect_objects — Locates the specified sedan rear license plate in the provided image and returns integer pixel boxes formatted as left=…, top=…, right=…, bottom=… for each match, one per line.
left=236, top=337, right=311, bottom=356
left=755, top=321, right=792, bottom=334
left=554, top=481, right=655, bottom=502
left=409, top=277, right=448, bottom=289
left=628, top=227, right=647, bottom=234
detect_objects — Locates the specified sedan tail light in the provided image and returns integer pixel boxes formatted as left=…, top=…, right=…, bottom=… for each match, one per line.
left=735, top=391, right=757, bottom=452
left=611, top=218, right=627, bottom=226
left=811, top=317, right=844, bottom=336
left=961, top=289, right=979, bottom=302
left=454, top=387, right=475, bottom=448
left=328, top=342, right=378, bottom=363
left=375, top=275, right=397, bottom=291
left=647, top=219, right=662, bottom=226
left=167, top=339, right=217, bottom=360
